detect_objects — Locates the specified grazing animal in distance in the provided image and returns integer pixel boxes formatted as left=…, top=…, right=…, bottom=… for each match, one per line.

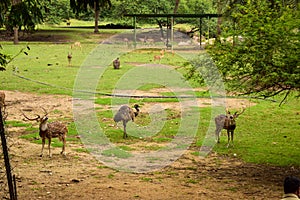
left=154, top=55, right=164, bottom=62
left=22, top=108, right=68, bottom=157
left=113, top=104, right=140, bottom=138
left=71, top=41, right=82, bottom=50
left=113, top=58, right=120, bottom=69
left=67, top=52, right=72, bottom=66
left=215, top=107, right=245, bottom=147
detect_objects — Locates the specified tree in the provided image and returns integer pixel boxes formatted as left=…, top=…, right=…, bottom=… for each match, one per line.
left=174, top=0, right=180, bottom=13
left=1, top=0, right=44, bottom=44
left=42, top=0, right=74, bottom=24
left=0, top=0, right=11, bottom=27
left=70, top=0, right=112, bottom=33
left=203, top=0, right=300, bottom=103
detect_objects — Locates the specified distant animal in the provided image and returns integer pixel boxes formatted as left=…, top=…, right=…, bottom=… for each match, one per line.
left=138, top=36, right=147, bottom=45
left=215, top=107, right=245, bottom=147
left=160, top=49, right=165, bottom=56
left=113, top=58, right=120, bottom=69
left=146, top=38, right=155, bottom=46
left=22, top=108, right=68, bottom=157
left=67, top=52, right=72, bottom=66
left=154, top=55, right=164, bottom=62
left=124, top=38, right=129, bottom=46
left=113, top=104, right=140, bottom=138
left=71, top=41, right=82, bottom=50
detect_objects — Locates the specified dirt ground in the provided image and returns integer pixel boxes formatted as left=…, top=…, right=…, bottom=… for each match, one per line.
left=2, top=90, right=300, bottom=200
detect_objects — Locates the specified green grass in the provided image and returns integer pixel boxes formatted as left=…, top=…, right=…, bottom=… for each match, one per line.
left=1, top=24, right=299, bottom=167
left=212, top=97, right=300, bottom=166
left=5, top=120, right=31, bottom=127
left=101, top=147, right=133, bottom=158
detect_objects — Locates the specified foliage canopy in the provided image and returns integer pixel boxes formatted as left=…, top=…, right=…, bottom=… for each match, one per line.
left=188, top=0, right=300, bottom=103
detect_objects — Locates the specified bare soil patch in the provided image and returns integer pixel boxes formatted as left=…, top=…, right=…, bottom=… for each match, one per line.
left=3, top=90, right=299, bottom=200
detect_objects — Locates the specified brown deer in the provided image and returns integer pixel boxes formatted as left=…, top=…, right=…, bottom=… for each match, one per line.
left=215, top=107, right=245, bottom=147
left=22, top=108, right=68, bottom=157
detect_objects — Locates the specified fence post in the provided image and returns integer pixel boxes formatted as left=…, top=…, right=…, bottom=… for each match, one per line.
left=0, top=106, right=17, bottom=200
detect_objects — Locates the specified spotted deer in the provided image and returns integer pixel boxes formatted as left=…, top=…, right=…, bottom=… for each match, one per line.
left=22, top=108, right=68, bottom=157
left=215, top=107, right=245, bottom=147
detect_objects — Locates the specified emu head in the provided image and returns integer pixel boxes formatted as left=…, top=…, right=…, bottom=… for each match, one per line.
left=133, top=104, right=140, bottom=117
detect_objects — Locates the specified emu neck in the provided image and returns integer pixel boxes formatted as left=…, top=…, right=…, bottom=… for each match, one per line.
left=134, top=107, right=140, bottom=117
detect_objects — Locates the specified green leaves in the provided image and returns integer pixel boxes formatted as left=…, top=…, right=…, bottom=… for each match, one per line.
left=206, top=0, right=300, bottom=101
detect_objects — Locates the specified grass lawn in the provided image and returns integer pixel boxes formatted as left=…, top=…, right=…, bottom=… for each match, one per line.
left=1, top=22, right=299, bottom=167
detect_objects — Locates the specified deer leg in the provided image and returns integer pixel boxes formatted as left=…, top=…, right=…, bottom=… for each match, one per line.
left=48, top=138, right=52, bottom=158
left=231, top=131, right=234, bottom=147
left=40, top=137, right=45, bottom=157
left=227, top=130, right=230, bottom=148
left=61, top=137, right=66, bottom=156
left=215, top=127, right=221, bottom=143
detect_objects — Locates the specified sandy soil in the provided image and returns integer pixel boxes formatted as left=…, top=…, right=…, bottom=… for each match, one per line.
left=2, top=90, right=299, bottom=200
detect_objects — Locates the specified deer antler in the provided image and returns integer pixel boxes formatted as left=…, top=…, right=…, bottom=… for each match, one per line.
left=226, top=108, right=231, bottom=114
left=20, top=109, right=41, bottom=121
left=234, top=107, right=246, bottom=117
left=40, top=107, right=48, bottom=117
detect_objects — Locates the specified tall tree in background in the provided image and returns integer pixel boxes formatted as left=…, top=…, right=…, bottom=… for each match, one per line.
left=4, top=0, right=43, bottom=44
left=0, top=0, right=10, bottom=27
left=70, top=0, right=111, bottom=33
left=187, top=0, right=299, bottom=104
left=173, top=0, right=180, bottom=13
left=11, top=0, right=21, bottom=44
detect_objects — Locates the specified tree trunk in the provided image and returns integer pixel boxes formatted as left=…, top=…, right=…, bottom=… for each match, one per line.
left=216, top=0, right=222, bottom=42
left=13, top=26, right=19, bottom=44
left=173, top=0, right=180, bottom=14
left=12, top=0, right=21, bottom=44
left=94, top=1, right=99, bottom=33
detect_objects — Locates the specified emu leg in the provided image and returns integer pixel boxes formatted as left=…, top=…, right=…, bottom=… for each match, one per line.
left=123, top=121, right=127, bottom=138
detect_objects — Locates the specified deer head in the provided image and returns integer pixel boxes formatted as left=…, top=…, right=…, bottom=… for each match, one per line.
left=226, top=107, right=246, bottom=120
left=21, top=107, right=49, bottom=130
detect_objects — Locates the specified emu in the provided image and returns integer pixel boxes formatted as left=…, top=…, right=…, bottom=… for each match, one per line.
left=22, top=108, right=68, bottom=157
left=215, top=108, right=245, bottom=147
left=67, top=52, right=72, bottom=66
left=113, top=58, right=120, bottom=69
left=113, top=104, right=140, bottom=138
